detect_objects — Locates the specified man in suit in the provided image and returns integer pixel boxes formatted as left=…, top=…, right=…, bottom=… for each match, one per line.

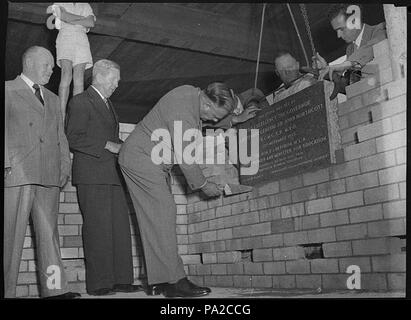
left=65, top=59, right=140, bottom=296
left=314, top=3, right=387, bottom=80
left=4, top=46, right=79, bottom=299
left=118, top=82, right=236, bottom=297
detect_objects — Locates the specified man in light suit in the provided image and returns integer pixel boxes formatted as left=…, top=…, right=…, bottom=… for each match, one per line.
left=4, top=46, right=79, bottom=298
left=119, top=82, right=236, bottom=297
left=314, top=3, right=387, bottom=80
left=65, top=59, right=140, bottom=296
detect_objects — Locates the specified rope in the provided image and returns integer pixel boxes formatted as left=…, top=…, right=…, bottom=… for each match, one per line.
left=254, top=3, right=266, bottom=89
left=286, top=3, right=309, bottom=67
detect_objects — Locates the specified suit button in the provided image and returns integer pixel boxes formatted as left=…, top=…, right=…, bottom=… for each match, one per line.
left=29, top=122, right=33, bottom=126
left=40, top=138, right=44, bottom=143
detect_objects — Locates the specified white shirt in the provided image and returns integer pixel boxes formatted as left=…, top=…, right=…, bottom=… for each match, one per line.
left=20, top=73, right=44, bottom=101
left=90, top=85, right=110, bottom=110
left=354, top=24, right=365, bottom=49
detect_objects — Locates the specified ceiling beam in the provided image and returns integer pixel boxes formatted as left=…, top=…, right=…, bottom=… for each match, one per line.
left=8, top=2, right=276, bottom=64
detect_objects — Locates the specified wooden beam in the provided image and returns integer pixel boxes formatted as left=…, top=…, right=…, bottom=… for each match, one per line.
left=8, top=2, right=275, bottom=64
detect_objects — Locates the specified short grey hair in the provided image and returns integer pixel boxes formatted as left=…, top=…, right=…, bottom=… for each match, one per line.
left=92, top=59, right=120, bottom=79
left=22, top=46, right=52, bottom=66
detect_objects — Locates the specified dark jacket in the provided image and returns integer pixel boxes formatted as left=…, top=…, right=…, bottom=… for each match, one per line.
left=65, top=86, right=123, bottom=185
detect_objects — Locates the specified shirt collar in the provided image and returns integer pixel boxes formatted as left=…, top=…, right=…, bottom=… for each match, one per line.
left=354, top=24, right=365, bottom=48
left=20, top=73, right=36, bottom=93
left=90, top=85, right=106, bottom=101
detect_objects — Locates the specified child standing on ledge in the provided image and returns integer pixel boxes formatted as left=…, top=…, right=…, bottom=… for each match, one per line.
left=47, top=3, right=96, bottom=121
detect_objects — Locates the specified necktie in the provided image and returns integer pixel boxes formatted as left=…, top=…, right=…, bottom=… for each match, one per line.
left=32, top=84, right=44, bottom=105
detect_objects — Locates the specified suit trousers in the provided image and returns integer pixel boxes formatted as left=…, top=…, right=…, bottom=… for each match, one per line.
left=120, top=162, right=186, bottom=285
left=76, top=184, right=133, bottom=292
left=4, top=185, right=69, bottom=298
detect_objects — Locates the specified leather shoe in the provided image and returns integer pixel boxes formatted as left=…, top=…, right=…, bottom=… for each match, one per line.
left=163, top=278, right=210, bottom=298
left=113, top=284, right=143, bottom=293
left=88, top=288, right=115, bottom=296
left=43, top=292, right=81, bottom=299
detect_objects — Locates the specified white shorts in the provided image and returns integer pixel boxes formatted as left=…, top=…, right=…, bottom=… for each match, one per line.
left=56, top=28, right=93, bottom=69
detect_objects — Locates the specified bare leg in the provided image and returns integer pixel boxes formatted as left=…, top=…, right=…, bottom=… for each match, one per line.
left=72, top=63, right=86, bottom=96
left=58, top=59, right=73, bottom=121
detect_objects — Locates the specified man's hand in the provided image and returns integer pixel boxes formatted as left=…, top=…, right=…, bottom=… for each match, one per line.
left=105, top=141, right=122, bottom=154
left=232, top=106, right=261, bottom=125
left=319, top=61, right=354, bottom=81
left=59, top=174, right=69, bottom=188
left=312, top=52, right=328, bottom=70
left=201, top=181, right=223, bottom=198
left=4, top=168, right=11, bottom=179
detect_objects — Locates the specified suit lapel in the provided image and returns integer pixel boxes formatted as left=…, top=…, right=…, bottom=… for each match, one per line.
left=86, top=86, right=116, bottom=127
left=106, top=98, right=119, bottom=131
left=13, top=76, right=44, bottom=115
left=359, top=23, right=372, bottom=47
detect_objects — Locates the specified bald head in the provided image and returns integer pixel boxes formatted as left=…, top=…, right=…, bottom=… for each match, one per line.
left=22, top=46, right=54, bottom=85
left=274, top=52, right=300, bottom=86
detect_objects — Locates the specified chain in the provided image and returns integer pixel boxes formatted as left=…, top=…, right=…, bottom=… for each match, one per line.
left=299, top=4, right=316, bottom=60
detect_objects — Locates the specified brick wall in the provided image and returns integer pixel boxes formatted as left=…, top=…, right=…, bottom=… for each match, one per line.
left=14, top=39, right=406, bottom=297
left=182, top=39, right=406, bottom=292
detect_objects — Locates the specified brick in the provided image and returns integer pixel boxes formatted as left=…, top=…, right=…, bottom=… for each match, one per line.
left=360, top=150, right=396, bottom=173
left=227, top=263, right=244, bottom=274
left=233, top=275, right=252, bottom=288
left=332, top=191, right=364, bottom=210
left=362, top=274, right=387, bottom=291
left=244, top=262, right=263, bottom=274
left=349, top=204, right=383, bottom=223
left=256, top=197, right=270, bottom=210
left=259, top=208, right=281, bottom=222
left=322, top=274, right=349, bottom=290
left=199, top=209, right=215, bottom=221
left=296, top=275, right=322, bottom=289
left=307, top=228, right=336, bottom=243
left=399, top=182, right=406, bottom=199
left=64, top=236, right=83, bottom=247
left=352, top=238, right=402, bottom=256
left=217, top=228, right=233, bottom=241
left=252, top=276, right=273, bottom=288
left=176, top=214, right=187, bottom=224
left=338, top=95, right=363, bottom=116
left=273, top=246, right=305, bottom=261
left=257, top=181, right=280, bottom=196
left=16, top=286, right=29, bottom=297
left=253, top=248, right=273, bottom=262
left=341, top=126, right=362, bottom=145
left=286, top=260, right=310, bottom=274
left=64, top=214, right=83, bottom=225
left=300, top=215, right=320, bottom=230
left=331, top=160, right=360, bottom=179
left=239, top=212, right=259, bottom=225
left=59, top=203, right=80, bottom=214
left=346, top=172, right=379, bottom=192
left=339, top=257, right=372, bottom=273
left=269, top=192, right=292, bottom=207
left=305, top=198, right=332, bottom=214
left=278, top=275, right=296, bottom=288
left=173, top=195, right=187, bottom=204
left=378, top=165, right=406, bottom=185
left=211, top=264, right=227, bottom=275
left=370, top=94, right=406, bottom=121
left=322, top=242, right=352, bottom=258
left=17, top=272, right=37, bottom=285
left=346, top=68, right=391, bottom=98
left=263, top=261, right=285, bottom=274
left=119, top=123, right=136, bottom=133
left=395, top=147, right=406, bottom=165
left=372, top=254, right=406, bottom=272
left=58, top=225, right=78, bottom=236
left=279, top=175, right=303, bottom=192
left=19, top=261, right=28, bottom=272
left=344, top=139, right=377, bottom=161
left=251, top=222, right=271, bottom=236
left=357, top=119, right=392, bottom=142
left=291, top=186, right=317, bottom=202
left=181, top=254, right=202, bottom=265
left=283, top=231, right=309, bottom=246
left=302, top=168, right=329, bottom=186
left=271, top=218, right=294, bottom=234
left=261, top=234, right=283, bottom=248
left=281, top=202, right=305, bottom=218
left=364, top=184, right=399, bottom=204
left=391, top=112, right=406, bottom=131
left=367, top=219, right=405, bottom=238
left=232, top=201, right=249, bottom=215
left=376, top=130, right=406, bottom=153
left=176, top=224, right=187, bottom=234
left=202, top=253, right=217, bottom=264
left=241, top=237, right=262, bottom=250
left=336, top=224, right=367, bottom=240
left=387, top=273, right=406, bottom=291
left=372, top=39, right=389, bottom=57
left=320, top=210, right=349, bottom=227
left=61, top=248, right=78, bottom=259
left=311, top=259, right=339, bottom=273
left=383, top=200, right=406, bottom=219
left=362, top=55, right=392, bottom=74
left=317, top=179, right=346, bottom=198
